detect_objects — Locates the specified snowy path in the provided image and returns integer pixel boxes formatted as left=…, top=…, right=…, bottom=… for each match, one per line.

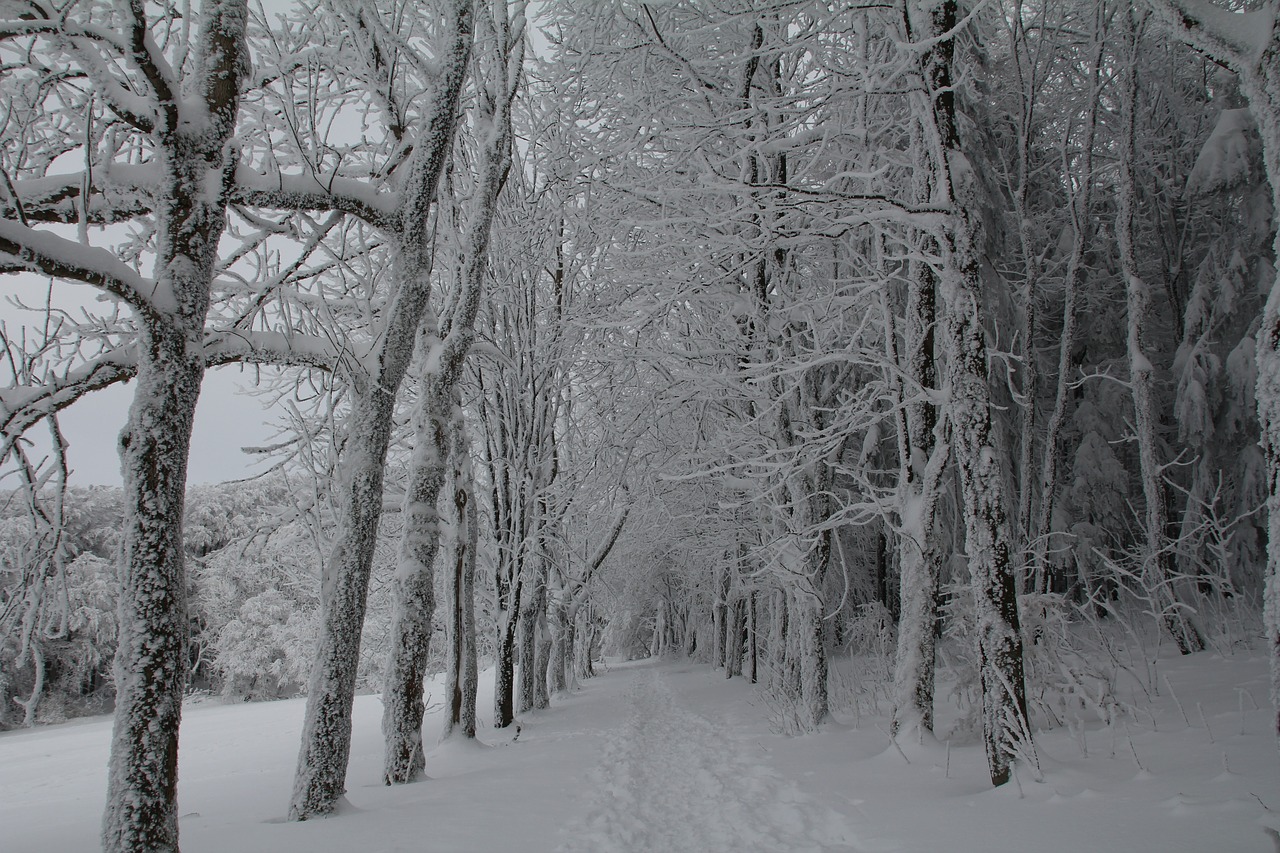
left=560, top=669, right=860, bottom=853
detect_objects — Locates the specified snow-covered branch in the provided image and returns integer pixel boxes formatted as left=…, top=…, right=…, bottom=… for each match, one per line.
left=0, top=220, right=163, bottom=313
left=0, top=348, right=136, bottom=452
left=204, top=329, right=342, bottom=373
left=1147, top=0, right=1279, bottom=70
left=231, top=169, right=399, bottom=233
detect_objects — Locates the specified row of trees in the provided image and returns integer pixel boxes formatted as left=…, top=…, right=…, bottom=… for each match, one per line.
left=2, top=0, right=1279, bottom=850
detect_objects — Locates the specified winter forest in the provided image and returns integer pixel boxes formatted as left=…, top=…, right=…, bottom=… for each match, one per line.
left=0, top=0, right=1279, bottom=850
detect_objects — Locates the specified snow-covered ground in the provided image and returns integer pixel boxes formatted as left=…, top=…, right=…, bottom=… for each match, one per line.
left=1, top=652, right=1277, bottom=852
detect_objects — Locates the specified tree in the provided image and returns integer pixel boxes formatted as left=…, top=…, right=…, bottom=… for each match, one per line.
left=381, top=2, right=522, bottom=782
left=441, top=393, right=480, bottom=739
left=0, top=2, right=251, bottom=847
left=236, top=0, right=476, bottom=817
left=905, top=0, right=1034, bottom=786
left=1115, top=9, right=1207, bottom=655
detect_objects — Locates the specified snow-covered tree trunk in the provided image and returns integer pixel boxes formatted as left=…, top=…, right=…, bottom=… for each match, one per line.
left=908, top=0, right=1033, bottom=787
left=548, top=586, right=570, bottom=694
left=443, top=397, right=479, bottom=740
left=517, top=573, right=546, bottom=712
left=382, top=341, right=451, bottom=783
left=534, top=606, right=552, bottom=709
left=383, top=10, right=519, bottom=775
left=96, top=3, right=251, bottom=849
left=291, top=383, right=400, bottom=815
left=578, top=605, right=597, bottom=680
left=1116, top=10, right=1206, bottom=656
left=105, top=326, right=206, bottom=853
left=1148, top=0, right=1280, bottom=742
left=494, top=580, right=521, bottom=725
left=891, top=255, right=946, bottom=738
left=712, top=560, right=730, bottom=669
left=725, top=597, right=745, bottom=678
left=289, top=1, right=474, bottom=818
left=792, top=497, right=831, bottom=730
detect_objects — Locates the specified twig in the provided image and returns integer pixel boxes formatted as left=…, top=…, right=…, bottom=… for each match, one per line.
left=1197, top=702, right=1215, bottom=744
left=876, top=723, right=911, bottom=765
left=1163, top=673, right=1189, bottom=727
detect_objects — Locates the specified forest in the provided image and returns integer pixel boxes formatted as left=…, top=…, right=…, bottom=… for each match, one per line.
left=0, top=0, right=1278, bottom=851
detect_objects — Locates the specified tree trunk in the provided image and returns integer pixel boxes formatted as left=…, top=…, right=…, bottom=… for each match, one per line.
left=494, top=606, right=519, bottom=728
left=101, top=6, right=248, bottom=845
left=712, top=561, right=730, bottom=669
left=891, top=253, right=945, bottom=738
left=103, top=323, right=205, bottom=853
left=517, top=594, right=538, bottom=713
left=290, top=388, right=397, bottom=817
left=382, top=355, right=452, bottom=783
left=549, top=600, right=568, bottom=694
left=534, top=608, right=552, bottom=710
left=909, top=0, right=1032, bottom=787
left=443, top=402, right=479, bottom=740
left=725, top=598, right=745, bottom=678
left=792, top=567, right=829, bottom=730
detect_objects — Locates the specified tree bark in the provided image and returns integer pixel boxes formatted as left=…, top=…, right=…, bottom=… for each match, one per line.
left=290, top=385, right=398, bottom=816
left=443, top=401, right=479, bottom=740
left=382, top=353, right=451, bottom=784
left=891, top=255, right=945, bottom=738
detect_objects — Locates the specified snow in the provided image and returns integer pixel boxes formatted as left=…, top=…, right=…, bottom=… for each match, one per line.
left=561, top=668, right=857, bottom=852
left=1187, top=108, right=1258, bottom=197
left=3, top=652, right=1277, bottom=852
left=1163, top=0, right=1278, bottom=64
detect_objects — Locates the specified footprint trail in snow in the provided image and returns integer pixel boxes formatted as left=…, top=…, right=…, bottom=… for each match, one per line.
left=560, top=670, right=861, bottom=853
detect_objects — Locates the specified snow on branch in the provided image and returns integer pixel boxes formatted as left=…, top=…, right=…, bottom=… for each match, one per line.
left=203, top=329, right=342, bottom=373
left=0, top=4, right=171, bottom=134
left=0, top=331, right=342, bottom=486
left=1147, top=0, right=1280, bottom=70
left=0, top=348, right=136, bottom=453
left=232, top=168, right=399, bottom=232
left=0, top=220, right=166, bottom=313
left=5, top=164, right=161, bottom=225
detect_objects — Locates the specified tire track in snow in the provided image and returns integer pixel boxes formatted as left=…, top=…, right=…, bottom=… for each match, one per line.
left=559, top=670, right=861, bottom=853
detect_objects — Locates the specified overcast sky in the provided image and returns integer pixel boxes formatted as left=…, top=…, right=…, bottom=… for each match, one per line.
left=8, top=366, right=280, bottom=487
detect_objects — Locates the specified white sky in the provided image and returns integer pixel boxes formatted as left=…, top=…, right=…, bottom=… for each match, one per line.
left=42, top=367, right=278, bottom=486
